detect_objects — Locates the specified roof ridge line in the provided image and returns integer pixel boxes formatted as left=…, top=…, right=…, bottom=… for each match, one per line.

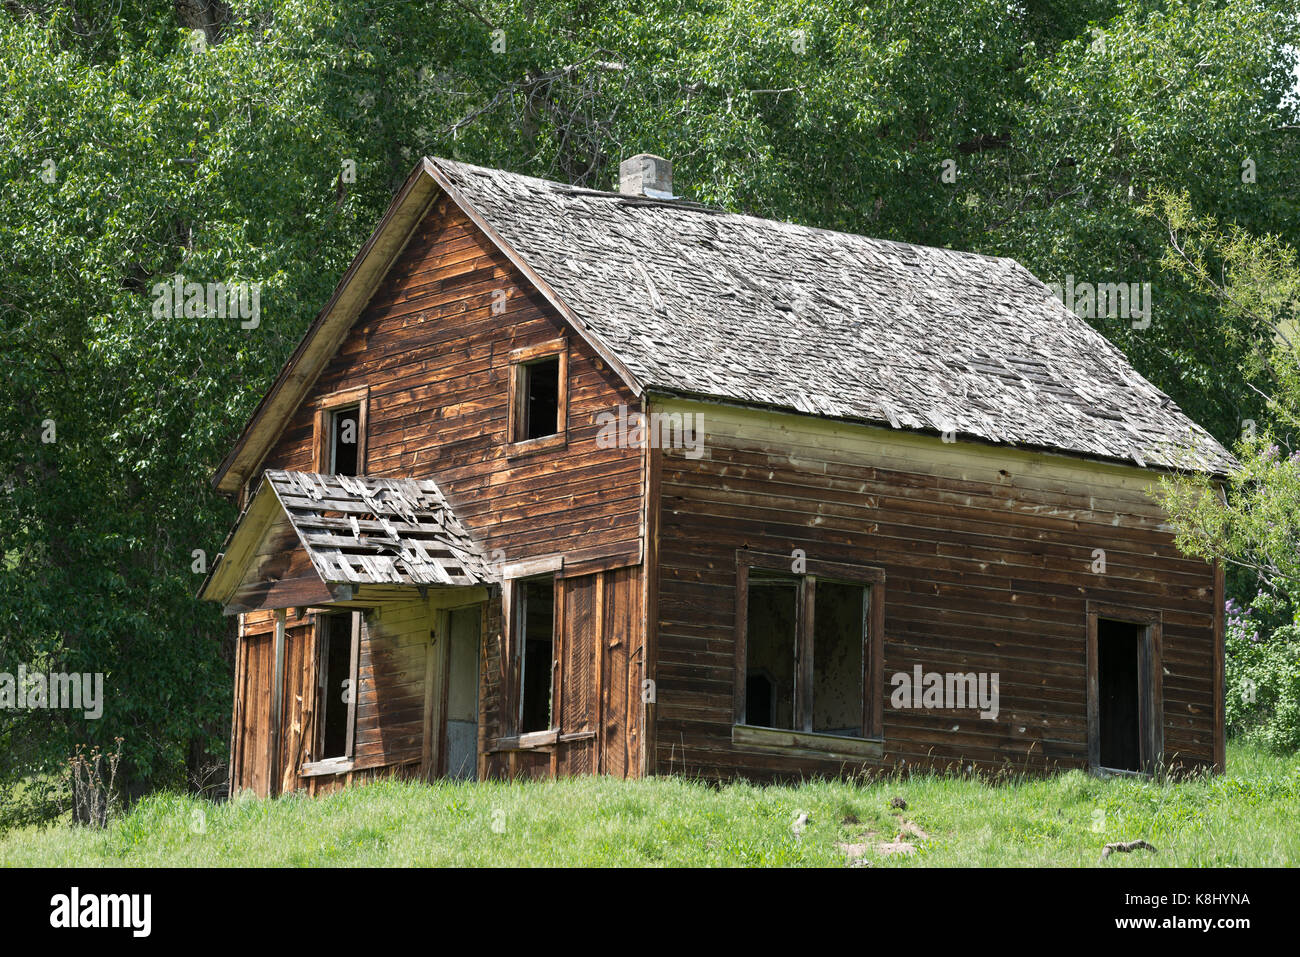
left=427, top=156, right=1014, bottom=264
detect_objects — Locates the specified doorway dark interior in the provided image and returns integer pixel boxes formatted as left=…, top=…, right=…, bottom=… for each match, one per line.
left=745, top=673, right=774, bottom=728
left=1098, top=618, right=1142, bottom=771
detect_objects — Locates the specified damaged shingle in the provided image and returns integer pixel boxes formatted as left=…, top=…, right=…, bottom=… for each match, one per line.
left=433, top=158, right=1234, bottom=475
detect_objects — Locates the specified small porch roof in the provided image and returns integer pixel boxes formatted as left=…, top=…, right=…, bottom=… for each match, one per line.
left=200, top=470, right=495, bottom=615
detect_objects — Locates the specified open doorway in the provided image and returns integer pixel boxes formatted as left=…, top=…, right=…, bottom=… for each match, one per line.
left=1088, top=606, right=1162, bottom=775
left=1097, top=620, right=1141, bottom=771
left=443, top=606, right=480, bottom=780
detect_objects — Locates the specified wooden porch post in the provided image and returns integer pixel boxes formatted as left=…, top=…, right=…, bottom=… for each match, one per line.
left=269, top=608, right=286, bottom=797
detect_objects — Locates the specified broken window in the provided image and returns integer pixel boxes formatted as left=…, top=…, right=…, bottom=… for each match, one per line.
left=318, top=613, right=359, bottom=760
left=313, top=387, right=368, bottom=475
left=507, top=341, right=567, bottom=446
left=330, top=406, right=360, bottom=475
left=522, top=357, right=561, bottom=440
left=516, top=577, right=556, bottom=733
left=740, top=561, right=877, bottom=739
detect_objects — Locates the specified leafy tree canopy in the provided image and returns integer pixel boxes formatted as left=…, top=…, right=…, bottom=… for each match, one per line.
left=1, top=0, right=1297, bottom=817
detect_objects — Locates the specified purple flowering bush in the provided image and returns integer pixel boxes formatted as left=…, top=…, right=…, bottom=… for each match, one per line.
left=1225, top=595, right=1300, bottom=751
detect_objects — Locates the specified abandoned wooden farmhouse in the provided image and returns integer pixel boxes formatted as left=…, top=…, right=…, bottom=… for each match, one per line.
left=200, top=154, right=1232, bottom=797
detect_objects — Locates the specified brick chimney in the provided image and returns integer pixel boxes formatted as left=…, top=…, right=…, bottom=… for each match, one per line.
left=619, top=153, right=673, bottom=199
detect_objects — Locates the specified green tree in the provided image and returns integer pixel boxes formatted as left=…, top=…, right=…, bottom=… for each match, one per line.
left=3, top=0, right=1299, bottom=821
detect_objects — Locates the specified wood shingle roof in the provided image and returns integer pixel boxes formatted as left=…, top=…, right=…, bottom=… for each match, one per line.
left=432, top=158, right=1233, bottom=475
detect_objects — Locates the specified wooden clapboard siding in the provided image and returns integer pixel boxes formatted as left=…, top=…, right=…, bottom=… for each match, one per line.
left=650, top=398, right=1220, bottom=782
left=481, top=565, right=644, bottom=780
left=233, top=194, right=646, bottom=789
left=351, top=602, right=432, bottom=772
left=229, top=609, right=311, bottom=797
left=284, top=601, right=434, bottom=793
left=599, top=564, right=643, bottom=777
left=232, top=601, right=437, bottom=794
left=249, top=194, right=643, bottom=565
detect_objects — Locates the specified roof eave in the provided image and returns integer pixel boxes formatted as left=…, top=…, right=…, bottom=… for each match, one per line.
left=643, top=386, right=1235, bottom=479
left=197, top=475, right=284, bottom=605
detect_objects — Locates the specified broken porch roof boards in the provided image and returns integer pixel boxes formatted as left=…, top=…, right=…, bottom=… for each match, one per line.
left=430, top=158, right=1233, bottom=475
left=267, top=470, right=494, bottom=587
left=200, top=470, right=495, bottom=613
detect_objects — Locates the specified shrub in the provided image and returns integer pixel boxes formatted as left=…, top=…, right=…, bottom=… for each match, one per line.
left=1225, top=598, right=1300, bottom=752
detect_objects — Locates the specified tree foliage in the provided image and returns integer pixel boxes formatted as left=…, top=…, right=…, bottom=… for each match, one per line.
left=2, top=0, right=1298, bottom=819
left=1151, top=190, right=1300, bottom=592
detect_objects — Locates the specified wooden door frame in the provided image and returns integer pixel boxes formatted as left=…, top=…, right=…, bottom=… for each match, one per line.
left=1086, top=602, right=1163, bottom=776
left=424, top=600, right=486, bottom=781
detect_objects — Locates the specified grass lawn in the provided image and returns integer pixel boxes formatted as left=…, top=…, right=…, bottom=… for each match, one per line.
left=2, top=741, right=1297, bottom=867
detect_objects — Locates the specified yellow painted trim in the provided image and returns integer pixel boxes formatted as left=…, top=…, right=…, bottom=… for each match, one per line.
left=651, top=395, right=1167, bottom=496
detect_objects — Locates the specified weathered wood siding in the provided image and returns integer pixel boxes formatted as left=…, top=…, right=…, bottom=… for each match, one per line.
left=230, top=629, right=271, bottom=797
left=598, top=565, right=645, bottom=778
left=482, top=565, right=644, bottom=779
left=277, top=619, right=314, bottom=796
left=230, top=601, right=435, bottom=796
left=250, top=193, right=643, bottom=566
left=229, top=608, right=313, bottom=798
left=350, top=602, right=430, bottom=776
left=233, top=192, right=645, bottom=786
left=650, top=399, right=1221, bottom=781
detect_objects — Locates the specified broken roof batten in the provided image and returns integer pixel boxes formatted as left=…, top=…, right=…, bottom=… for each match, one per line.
left=267, top=470, right=495, bottom=589
left=199, top=470, right=496, bottom=613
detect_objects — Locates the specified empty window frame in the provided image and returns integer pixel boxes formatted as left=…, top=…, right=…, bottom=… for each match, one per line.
left=317, top=612, right=361, bottom=760
left=813, top=580, right=869, bottom=735
left=313, top=386, right=368, bottom=475
left=329, top=406, right=361, bottom=475
left=507, top=340, right=567, bottom=448
left=515, top=576, right=557, bottom=734
left=1086, top=604, right=1162, bottom=775
left=735, top=552, right=884, bottom=740
left=522, top=358, right=560, bottom=440
left=743, top=575, right=799, bottom=730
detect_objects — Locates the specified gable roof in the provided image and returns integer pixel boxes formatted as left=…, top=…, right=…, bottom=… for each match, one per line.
left=433, top=158, right=1233, bottom=475
left=213, top=157, right=1234, bottom=492
left=200, top=470, right=494, bottom=612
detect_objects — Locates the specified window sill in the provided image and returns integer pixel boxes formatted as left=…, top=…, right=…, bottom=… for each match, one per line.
left=490, top=729, right=596, bottom=752
left=491, top=730, right=558, bottom=751
left=732, top=724, right=883, bottom=760
left=505, top=433, right=567, bottom=459
left=300, top=757, right=354, bottom=777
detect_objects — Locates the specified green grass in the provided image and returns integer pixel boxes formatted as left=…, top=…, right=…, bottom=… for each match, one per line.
left=2, top=742, right=1297, bottom=866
